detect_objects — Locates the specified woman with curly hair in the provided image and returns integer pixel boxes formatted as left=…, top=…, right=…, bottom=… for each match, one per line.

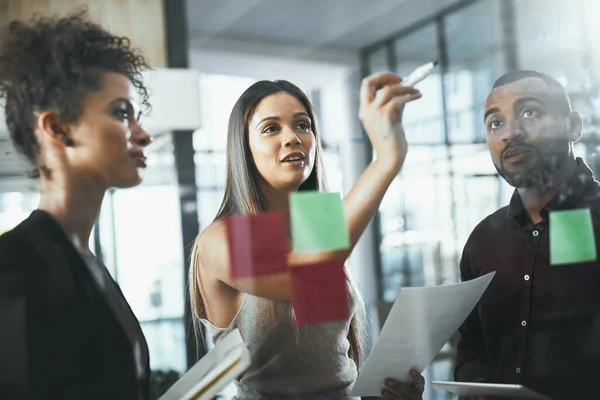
left=0, top=10, right=152, bottom=399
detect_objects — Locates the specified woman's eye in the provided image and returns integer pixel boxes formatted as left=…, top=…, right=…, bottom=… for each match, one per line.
left=297, top=122, right=310, bottom=131
left=262, top=125, right=279, bottom=134
left=114, top=109, right=130, bottom=121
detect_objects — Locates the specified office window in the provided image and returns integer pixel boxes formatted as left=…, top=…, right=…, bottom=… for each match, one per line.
left=515, top=0, right=588, bottom=91
left=444, top=0, right=507, bottom=144
left=194, top=73, right=256, bottom=231
left=394, top=24, right=444, bottom=145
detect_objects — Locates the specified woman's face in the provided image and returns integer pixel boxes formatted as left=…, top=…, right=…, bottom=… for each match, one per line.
left=247, top=91, right=316, bottom=192
left=62, top=71, right=151, bottom=188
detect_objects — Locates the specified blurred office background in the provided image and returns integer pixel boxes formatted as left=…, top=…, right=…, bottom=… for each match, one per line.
left=2, top=0, right=600, bottom=399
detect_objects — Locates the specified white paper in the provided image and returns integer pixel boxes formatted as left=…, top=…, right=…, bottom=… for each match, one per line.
left=350, top=272, right=495, bottom=397
left=160, top=328, right=251, bottom=400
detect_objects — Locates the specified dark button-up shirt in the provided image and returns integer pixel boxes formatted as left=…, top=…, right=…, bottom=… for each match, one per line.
left=454, top=158, right=600, bottom=399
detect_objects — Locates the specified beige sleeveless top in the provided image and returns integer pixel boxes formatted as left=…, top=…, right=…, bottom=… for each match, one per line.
left=200, top=293, right=359, bottom=399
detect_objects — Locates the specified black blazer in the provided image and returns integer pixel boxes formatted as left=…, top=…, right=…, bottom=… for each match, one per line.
left=0, top=210, right=150, bottom=399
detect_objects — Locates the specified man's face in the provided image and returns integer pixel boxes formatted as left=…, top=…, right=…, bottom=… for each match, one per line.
left=484, top=77, right=574, bottom=189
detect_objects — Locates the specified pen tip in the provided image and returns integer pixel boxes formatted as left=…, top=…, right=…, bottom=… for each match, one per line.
left=433, top=60, right=439, bottom=66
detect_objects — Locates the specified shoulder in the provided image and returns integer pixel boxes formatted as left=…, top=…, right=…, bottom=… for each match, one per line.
left=196, top=219, right=227, bottom=252
left=464, top=205, right=509, bottom=250
left=0, top=228, right=38, bottom=294
left=0, top=213, right=54, bottom=283
left=0, top=219, right=39, bottom=268
left=460, top=205, right=509, bottom=276
left=194, top=219, right=230, bottom=275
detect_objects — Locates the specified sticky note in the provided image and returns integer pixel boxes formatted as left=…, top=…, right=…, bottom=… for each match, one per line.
left=290, top=191, right=350, bottom=253
left=291, top=259, right=349, bottom=326
left=550, top=208, right=597, bottom=265
left=225, top=211, right=288, bottom=278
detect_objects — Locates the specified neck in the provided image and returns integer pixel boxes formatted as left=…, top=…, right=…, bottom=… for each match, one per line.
left=38, top=171, right=106, bottom=255
left=517, top=157, right=577, bottom=223
left=260, top=183, right=297, bottom=237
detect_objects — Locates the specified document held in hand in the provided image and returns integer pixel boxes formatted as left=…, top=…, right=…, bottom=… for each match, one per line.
left=159, top=328, right=251, bottom=400
left=350, top=272, right=495, bottom=397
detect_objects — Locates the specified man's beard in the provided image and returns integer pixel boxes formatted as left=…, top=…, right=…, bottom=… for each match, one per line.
left=493, top=141, right=570, bottom=191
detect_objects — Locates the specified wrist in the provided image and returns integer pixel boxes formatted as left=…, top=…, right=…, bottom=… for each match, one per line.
left=372, top=156, right=402, bottom=179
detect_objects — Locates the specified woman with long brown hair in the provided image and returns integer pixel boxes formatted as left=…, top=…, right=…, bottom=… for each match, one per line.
left=190, top=73, right=425, bottom=399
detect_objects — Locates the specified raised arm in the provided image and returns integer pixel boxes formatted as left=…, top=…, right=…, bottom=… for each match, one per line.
left=198, top=72, right=421, bottom=303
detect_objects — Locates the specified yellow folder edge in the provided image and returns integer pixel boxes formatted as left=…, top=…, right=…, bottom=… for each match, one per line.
left=189, top=357, right=243, bottom=400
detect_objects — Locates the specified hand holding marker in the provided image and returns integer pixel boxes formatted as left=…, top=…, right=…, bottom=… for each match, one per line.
left=374, top=61, right=438, bottom=101
left=402, top=60, right=438, bottom=87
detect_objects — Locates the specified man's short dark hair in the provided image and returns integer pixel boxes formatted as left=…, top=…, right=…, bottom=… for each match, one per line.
left=492, top=70, right=572, bottom=115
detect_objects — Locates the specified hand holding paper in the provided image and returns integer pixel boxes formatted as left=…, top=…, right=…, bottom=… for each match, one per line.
left=350, top=272, right=495, bottom=397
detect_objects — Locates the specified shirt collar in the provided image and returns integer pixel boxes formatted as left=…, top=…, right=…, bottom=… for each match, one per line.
left=507, top=157, right=597, bottom=226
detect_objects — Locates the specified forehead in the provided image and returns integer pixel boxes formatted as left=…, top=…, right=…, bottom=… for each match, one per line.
left=99, top=71, right=132, bottom=98
left=81, top=71, right=139, bottom=113
left=252, top=92, right=307, bottom=120
left=485, top=77, right=553, bottom=110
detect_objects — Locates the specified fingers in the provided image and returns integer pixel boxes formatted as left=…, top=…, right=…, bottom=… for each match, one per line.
left=374, top=84, right=420, bottom=108
left=381, top=92, right=422, bottom=122
left=409, top=369, right=425, bottom=392
left=360, top=72, right=403, bottom=105
left=382, top=379, right=422, bottom=400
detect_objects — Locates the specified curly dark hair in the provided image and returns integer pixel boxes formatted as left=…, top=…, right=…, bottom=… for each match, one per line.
left=0, top=9, right=151, bottom=178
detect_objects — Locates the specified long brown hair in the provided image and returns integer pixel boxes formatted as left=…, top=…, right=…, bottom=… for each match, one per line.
left=189, top=80, right=366, bottom=369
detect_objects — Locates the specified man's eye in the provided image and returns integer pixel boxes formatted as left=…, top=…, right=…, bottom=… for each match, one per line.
left=489, top=119, right=503, bottom=130
left=521, top=108, right=539, bottom=118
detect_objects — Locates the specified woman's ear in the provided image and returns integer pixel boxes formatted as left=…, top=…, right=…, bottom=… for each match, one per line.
left=567, top=110, right=583, bottom=143
left=36, top=111, right=73, bottom=147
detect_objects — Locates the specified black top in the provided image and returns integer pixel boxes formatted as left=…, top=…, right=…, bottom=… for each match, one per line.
left=0, top=210, right=150, bottom=399
left=454, top=158, right=600, bottom=399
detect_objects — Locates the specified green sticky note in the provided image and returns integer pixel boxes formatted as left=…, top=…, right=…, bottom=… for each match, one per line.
left=290, top=191, right=350, bottom=253
left=550, top=209, right=597, bottom=265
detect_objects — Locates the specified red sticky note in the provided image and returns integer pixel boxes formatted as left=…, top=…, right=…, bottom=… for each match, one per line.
left=225, top=212, right=288, bottom=278
left=291, top=259, right=349, bottom=326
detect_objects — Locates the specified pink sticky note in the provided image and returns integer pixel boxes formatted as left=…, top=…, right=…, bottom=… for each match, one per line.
left=225, top=212, right=288, bottom=279
left=291, top=259, right=349, bottom=326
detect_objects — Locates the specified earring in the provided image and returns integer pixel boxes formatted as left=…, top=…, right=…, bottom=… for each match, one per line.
left=63, top=136, right=74, bottom=146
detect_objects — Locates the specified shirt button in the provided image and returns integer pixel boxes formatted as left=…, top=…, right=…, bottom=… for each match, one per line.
left=532, top=230, right=539, bottom=236
left=524, top=274, right=530, bottom=281
left=521, top=320, right=527, bottom=326
left=516, top=367, right=521, bottom=374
